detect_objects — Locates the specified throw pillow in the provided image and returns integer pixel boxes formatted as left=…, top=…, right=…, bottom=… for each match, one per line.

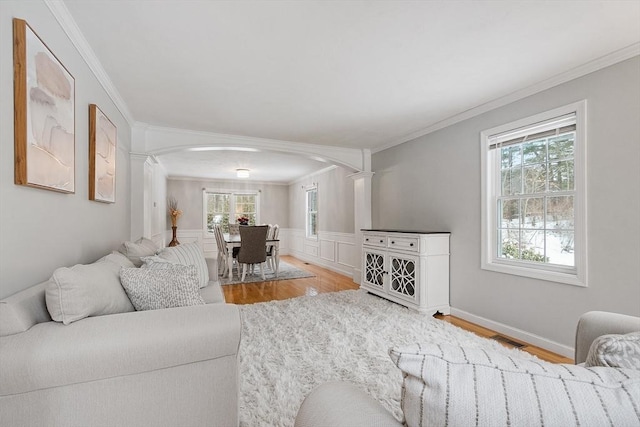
left=585, top=332, right=640, bottom=370
left=156, top=242, right=209, bottom=288
left=98, top=250, right=136, bottom=269
left=118, top=237, right=159, bottom=267
left=390, top=343, right=640, bottom=427
left=46, top=260, right=135, bottom=325
left=120, top=264, right=205, bottom=311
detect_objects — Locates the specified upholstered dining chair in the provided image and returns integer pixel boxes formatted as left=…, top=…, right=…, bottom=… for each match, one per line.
left=228, top=224, right=240, bottom=235
left=238, top=225, right=269, bottom=282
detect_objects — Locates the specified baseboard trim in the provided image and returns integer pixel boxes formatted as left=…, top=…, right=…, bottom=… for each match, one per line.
left=450, top=308, right=574, bottom=359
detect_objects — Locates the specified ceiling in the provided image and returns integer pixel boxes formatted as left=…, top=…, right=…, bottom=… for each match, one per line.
left=62, top=0, right=640, bottom=182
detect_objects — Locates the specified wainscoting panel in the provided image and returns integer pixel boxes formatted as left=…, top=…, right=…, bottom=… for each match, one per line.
left=320, top=239, right=336, bottom=262
left=286, top=229, right=357, bottom=279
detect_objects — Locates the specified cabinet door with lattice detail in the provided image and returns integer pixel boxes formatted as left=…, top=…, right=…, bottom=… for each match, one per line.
left=388, top=253, right=419, bottom=302
left=362, top=249, right=387, bottom=289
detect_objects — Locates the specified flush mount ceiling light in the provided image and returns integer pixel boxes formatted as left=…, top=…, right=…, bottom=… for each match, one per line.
left=236, top=169, right=250, bottom=178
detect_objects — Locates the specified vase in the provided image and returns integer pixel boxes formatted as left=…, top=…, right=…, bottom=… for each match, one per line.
left=169, top=226, right=180, bottom=247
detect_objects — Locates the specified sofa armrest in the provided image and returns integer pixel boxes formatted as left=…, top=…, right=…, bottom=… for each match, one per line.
left=574, top=310, right=640, bottom=364
left=0, top=303, right=241, bottom=396
left=206, top=256, right=218, bottom=279
left=295, top=382, right=403, bottom=427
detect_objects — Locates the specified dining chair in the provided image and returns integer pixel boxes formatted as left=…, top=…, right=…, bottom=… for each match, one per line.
left=238, top=225, right=269, bottom=281
left=266, top=224, right=279, bottom=271
left=214, top=224, right=238, bottom=278
left=228, top=224, right=240, bottom=235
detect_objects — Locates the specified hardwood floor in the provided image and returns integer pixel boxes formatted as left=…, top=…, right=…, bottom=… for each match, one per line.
left=223, top=255, right=573, bottom=364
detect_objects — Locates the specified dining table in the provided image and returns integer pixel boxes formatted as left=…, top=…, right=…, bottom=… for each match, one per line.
left=223, top=233, right=280, bottom=279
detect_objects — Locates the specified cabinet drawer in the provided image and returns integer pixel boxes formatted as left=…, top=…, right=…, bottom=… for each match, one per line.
left=388, top=236, right=419, bottom=252
left=363, top=233, right=387, bottom=248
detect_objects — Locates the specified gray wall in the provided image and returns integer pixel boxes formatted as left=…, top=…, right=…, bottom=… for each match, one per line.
left=289, top=166, right=355, bottom=234
left=372, top=57, right=640, bottom=348
left=0, top=1, right=132, bottom=298
left=167, top=178, right=289, bottom=230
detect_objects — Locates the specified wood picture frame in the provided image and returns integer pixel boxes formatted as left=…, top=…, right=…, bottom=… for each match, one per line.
left=89, top=104, right=117, bottom=203
left=13, top=18, right=75, bottom=193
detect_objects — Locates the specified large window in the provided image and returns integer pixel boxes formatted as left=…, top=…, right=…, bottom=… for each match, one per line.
left=481, top=101, right=587, bottom=286
left=204, top=190, right=259, bottom=233
left=305, top=185, right=318, bottom=238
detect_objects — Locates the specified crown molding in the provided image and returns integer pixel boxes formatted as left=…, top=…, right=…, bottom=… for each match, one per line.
left=44, top=0, right=135, bottom=126
left=372, top=43, right=640, bottom=153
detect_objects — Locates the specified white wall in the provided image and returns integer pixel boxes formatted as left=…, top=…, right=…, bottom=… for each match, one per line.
left=372, top=57, right=640, bottom=355
left=0, top=1, right=132, bottom=298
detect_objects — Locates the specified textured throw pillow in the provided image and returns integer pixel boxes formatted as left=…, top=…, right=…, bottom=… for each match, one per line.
left=46, top=259, right=135, bottom=325
left=120, top=264, right=205, bottom=311
left=118, top=237, right=159, bottom=267
left=585, top=332, right=640, bottom=369
left=390, top=343, right=640, bottom=427
left=156, top=243, right=209, bottom=288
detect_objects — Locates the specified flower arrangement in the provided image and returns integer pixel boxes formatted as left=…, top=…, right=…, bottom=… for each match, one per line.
left=237, top=216, right=250, bottom=225
left=168, top=197, right=183, bottom=227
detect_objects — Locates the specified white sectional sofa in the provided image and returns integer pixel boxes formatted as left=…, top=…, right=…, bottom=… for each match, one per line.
left=0, top=246, right=241, bottom=427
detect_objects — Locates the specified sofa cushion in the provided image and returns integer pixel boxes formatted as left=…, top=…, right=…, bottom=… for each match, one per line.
left=0, top=303, right=241, bottom=397
left=120, top=264, right=205, bottom=311
left=585, top=331, right=640, bottom=370
left=118, top=237, right=159, bottom=267
left=45, top=258, right=135, bottom=325
left=155, top=243, right=209, bottom=288
left=389, top=343, right=640, bottom=427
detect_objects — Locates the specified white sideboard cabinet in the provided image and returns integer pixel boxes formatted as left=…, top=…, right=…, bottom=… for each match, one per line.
left=361, top=229, right=450, bottom=315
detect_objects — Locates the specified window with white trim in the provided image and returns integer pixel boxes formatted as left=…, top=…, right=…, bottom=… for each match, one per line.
left=305, top=185, right=318, bottom=239
left=204, top=190, right=259, bottom=233
left=481, top=101, right=587, bottom=286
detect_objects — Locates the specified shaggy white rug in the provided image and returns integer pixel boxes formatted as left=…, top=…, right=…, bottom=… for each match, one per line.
left=238, top=289, right=534, bottom=427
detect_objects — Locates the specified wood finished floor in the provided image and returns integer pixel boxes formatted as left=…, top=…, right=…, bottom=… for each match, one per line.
left=223, top=255, right=573, bottom=364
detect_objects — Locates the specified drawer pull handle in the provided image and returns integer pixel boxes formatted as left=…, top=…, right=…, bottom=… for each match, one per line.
left=410, top=243, right=414, bottom=247
left=380, top=240, right=384, bottom=243
left=365, top=238, right=369, bottom=241
left=391, top=241, right=395, bottom=244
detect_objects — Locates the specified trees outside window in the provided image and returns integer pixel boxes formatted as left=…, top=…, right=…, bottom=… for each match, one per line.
left=306, top=186, right=318, bottom=239
left=204, top=190, right=258, bottom=233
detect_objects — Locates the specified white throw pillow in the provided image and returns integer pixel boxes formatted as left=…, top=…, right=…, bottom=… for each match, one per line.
left=118, top=237, right=159, bottom=267
left=585, top=332, right=640, bottom=370
left=46, top=259, right=135, bottom=325
left=156, top=243, right=209, bottom=288
left=98, top=250, right=136, bottom=268
left=390, top=343, right=640, bottom=427
left=120, top=264, right=205, bottom=311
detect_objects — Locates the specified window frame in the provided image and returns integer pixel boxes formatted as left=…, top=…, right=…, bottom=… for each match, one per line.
left=203, top=189, right=260, bottom=234
left=480, top=101, right=588, bottom=287
left=305, top=184, right=318, bottom=240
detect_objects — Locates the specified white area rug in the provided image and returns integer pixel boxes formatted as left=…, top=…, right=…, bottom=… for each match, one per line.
left=238, top=289, right=535, bottom=427
left=220, top=261, right=314, bottom=285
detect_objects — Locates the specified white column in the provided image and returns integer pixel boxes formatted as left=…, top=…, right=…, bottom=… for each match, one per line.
left=130, top=153, right=154, bottom=240
left=349, top=150, right=374, bottom=284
